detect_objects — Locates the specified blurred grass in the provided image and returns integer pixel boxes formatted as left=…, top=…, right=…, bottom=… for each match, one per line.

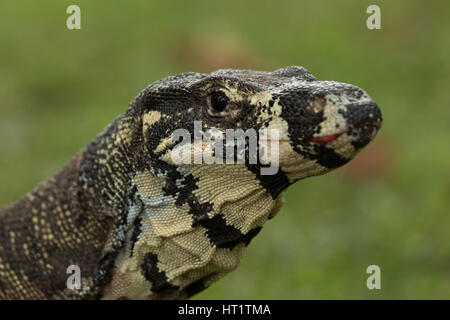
left=0, top=0, right=449, bottom=299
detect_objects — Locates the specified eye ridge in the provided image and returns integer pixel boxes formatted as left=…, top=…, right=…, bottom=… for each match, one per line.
left=209, top=92, right=229, bottom=113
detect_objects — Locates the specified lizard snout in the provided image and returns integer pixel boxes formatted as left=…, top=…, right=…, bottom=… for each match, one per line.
left=340, top=99, right=382, bottom=150
left=341, top=100, right=382, bottom=130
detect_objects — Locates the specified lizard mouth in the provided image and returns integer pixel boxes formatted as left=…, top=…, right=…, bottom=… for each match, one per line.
left=308, top=122, right=381, bottom=145
left=309, top=133, right=343, bottom=144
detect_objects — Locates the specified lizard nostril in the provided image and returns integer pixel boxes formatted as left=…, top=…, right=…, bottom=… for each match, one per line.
left=308, top=97, right=327, bottom=113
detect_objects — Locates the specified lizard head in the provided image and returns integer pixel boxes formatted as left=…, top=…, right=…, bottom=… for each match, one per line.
left=140, top=66, right=382, bottom=197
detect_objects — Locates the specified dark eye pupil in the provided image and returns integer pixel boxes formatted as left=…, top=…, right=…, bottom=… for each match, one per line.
left=211, top=93, right=228, bottom=112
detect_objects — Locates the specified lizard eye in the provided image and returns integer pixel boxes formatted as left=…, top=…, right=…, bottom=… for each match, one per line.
left=208, top=92, right=229, bottom=114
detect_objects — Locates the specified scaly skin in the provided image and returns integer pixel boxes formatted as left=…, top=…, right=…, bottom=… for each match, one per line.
left=0, top=66, right=382, bottom=299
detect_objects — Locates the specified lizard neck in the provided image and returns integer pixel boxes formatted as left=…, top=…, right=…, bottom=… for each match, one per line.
left=0, top=105, right=146, bottom=299
left=76, top=108, right=148, bottom=296
left=0, top=151, right=115, bottom=299
left=99, top=160, right=285, bottom=299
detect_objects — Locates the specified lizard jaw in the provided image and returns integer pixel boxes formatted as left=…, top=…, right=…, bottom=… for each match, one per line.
left=308, top=132, right=343, bottom=144
left=308, top=122, right=381, bottom=145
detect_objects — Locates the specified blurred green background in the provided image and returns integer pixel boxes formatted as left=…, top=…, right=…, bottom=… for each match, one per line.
left=0, top=0, right=449, bottom=299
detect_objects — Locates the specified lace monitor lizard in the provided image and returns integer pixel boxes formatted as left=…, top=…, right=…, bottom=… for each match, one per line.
left=0, top=66, right=382, bottom=299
